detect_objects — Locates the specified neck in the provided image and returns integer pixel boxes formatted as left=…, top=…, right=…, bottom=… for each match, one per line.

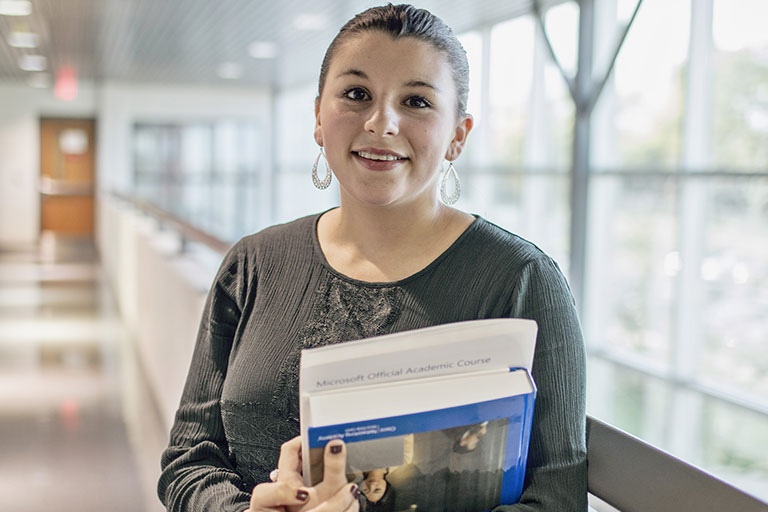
left=334, top=199, right=450, bottom=253
left=317, top=192, right=475, bottom=282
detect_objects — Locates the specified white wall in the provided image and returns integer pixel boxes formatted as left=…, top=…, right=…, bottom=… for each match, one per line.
left=100, top=197, right=215, bottom=428
left=0, top=83, right=97, bottom=244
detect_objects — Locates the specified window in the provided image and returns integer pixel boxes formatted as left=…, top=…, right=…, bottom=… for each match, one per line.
left=132, top=121, right=263, bottom=242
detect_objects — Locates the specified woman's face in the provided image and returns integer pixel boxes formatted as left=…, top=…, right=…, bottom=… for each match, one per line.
left=361, top=468, right=388, bottom=503
left=315, top=31, right=472, bottom=209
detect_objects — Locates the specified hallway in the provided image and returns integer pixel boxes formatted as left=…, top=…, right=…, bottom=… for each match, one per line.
left=0, top=235, right=166, bottom=512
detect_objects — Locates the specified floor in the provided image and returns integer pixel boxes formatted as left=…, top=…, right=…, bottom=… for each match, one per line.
left=0, top=234, right=166, bottom=512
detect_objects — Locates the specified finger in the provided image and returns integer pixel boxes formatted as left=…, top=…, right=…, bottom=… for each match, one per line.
left=276, top=436, right=305, bottom=486
left=249, top=481, right=311, bottom=509
left=342, top=496, right=361, bottom=512
left=342, top=488, right=361, bottom=512
left=321, top=440, right=349, bottom=489
left=305, top=483, right=359, bottom=512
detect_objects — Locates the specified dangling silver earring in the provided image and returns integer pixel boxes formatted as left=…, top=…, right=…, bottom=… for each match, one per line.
left=440, top=161, right=461, bottom=205
left=312, top=147, right=332, bottom=189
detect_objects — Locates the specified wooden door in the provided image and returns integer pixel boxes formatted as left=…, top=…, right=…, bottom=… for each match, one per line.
left=39, top=118, right=96, bottom=236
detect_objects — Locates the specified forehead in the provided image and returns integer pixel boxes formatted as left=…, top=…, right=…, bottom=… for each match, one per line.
left=329, top=31, right=453, bottom=86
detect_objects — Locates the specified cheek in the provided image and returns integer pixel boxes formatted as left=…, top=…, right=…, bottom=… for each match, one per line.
left=319, top=106, right=357, bottom=149
left=412, top=119, right=454, bottom=161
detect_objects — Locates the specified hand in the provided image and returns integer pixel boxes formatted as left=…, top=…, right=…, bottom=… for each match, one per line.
left=247, top=437, right=360, bottom=512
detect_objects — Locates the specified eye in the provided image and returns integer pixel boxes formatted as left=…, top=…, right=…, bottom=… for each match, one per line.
left=404, top=95, right=431, bottom=108
left=343, top=87, right=370, bottom=101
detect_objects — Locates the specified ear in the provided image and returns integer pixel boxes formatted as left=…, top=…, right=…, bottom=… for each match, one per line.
left=314, top=96, right=323, bottom=147
left=444, top=113, right=473, bottom=161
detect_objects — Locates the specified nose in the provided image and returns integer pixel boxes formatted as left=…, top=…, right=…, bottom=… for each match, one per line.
left=364, top=101, right=399, bottom=137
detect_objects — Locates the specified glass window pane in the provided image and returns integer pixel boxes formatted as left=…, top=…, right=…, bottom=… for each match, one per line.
left=712, top=0, right=768, bottom=169
left=585, top=175, right=677, bottom=366
left=488, top=17, right=534, bottom=167
left=593, top=0, right=691, bottom=169
left=700, top=178, right=768, bottom=398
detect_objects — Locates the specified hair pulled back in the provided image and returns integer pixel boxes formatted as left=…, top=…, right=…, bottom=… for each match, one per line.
left=318, top=3, right=470, bottom=117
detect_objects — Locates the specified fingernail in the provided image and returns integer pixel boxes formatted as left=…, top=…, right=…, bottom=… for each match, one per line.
left=330, top=444, right=342, bottom=454
left=296, top=489, right=309, bottom=501
left=350, top=484, right=360, bottom=500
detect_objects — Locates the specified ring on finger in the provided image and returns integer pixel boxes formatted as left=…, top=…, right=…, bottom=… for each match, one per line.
left=269, top=469, right=279, bottom=482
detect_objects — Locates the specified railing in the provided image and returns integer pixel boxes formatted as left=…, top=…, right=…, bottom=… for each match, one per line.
left=587, top=416, right=768, bottom=512
left=111, top=191, right=231, bottom=255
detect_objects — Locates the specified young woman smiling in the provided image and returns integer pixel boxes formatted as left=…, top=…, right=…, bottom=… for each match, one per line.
left=159, top=5, right=587, bottom=512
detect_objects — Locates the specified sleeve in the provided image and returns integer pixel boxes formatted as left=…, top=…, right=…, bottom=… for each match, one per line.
left=157, top=243, right=253, bottom=512
left=494, top=256, right=588, bottom=512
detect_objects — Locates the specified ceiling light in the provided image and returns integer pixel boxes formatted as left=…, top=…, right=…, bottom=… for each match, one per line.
left=8, top=30, right=39, bottom=48
left=293, top=13, right=328, bottom=31
left=217, top=62, right=242, bottom=79
left=18, top=54, right=47, bottom=71
left=28, top=72, right=50, bottom=88
left=248, top=41, right=278, bottom=59
left=0, top=0, right=32, bottom=16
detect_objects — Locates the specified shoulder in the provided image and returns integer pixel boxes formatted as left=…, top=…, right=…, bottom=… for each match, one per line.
left=452, top=217, right=575, bottom=312
left=213, top=213, right=319, bottom=294
left=234, top=213, right=317, bottom=255
left=458, top=216, right=555, bottom=272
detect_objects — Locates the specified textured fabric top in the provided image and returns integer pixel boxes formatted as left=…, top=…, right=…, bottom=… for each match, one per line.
left=158, top=212, right=587, bottom=512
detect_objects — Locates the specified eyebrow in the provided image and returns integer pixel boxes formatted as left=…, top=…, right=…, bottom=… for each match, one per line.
left=337, top=69, right=439, bottom=91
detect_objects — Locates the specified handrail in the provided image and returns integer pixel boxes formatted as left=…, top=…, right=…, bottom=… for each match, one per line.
left=587, top=416, right=768, bottom=512
left=110, top=191, right=231, bottom=255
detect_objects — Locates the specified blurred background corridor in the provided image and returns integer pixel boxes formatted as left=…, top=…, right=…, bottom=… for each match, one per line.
left=0, top=235, right=165, bottom=511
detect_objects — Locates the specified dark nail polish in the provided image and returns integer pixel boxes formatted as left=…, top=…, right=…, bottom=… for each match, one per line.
left=330, top=444, right=342, bottom=454
left=296, top=490, right=309, bottom=501
left=351, top=484, right=360, bottom=500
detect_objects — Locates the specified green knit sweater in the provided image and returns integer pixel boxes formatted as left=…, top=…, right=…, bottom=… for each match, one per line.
left=158, top=212, right=587, bottom=512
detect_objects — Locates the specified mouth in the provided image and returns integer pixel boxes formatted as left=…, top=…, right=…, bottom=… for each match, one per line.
left=352, top=149, right=408, bottom=162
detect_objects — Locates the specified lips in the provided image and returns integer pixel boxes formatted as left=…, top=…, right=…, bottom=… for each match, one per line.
left=352, top=148, right=408, bottom=171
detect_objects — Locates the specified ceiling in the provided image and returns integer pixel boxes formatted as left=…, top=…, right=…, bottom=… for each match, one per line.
left=0, top=0, right=564, bottom=90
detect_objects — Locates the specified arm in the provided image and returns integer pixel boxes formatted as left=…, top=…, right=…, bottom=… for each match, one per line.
left=158, top=244, right=253, bottom=512
left=495, top=256, right=588, bottom=512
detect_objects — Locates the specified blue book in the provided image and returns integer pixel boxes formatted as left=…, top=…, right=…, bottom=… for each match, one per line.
left=300, top=318, right=538, bottom=512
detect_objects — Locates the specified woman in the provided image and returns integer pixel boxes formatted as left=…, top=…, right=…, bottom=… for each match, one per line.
left=359, top=469, right=395, bottom=512
left=158, top=4, right=587, bottom=512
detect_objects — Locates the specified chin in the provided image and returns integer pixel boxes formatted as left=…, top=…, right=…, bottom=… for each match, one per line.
left=343, top=188, right=404, bottom=208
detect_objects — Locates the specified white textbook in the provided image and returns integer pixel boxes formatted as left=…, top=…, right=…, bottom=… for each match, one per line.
left=299, top=318, right=538, bottom=511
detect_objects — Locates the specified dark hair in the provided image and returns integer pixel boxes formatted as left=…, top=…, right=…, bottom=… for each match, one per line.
left=361, top=474, right=396, bottom=512
left=318, top=3, right=470, bottom=116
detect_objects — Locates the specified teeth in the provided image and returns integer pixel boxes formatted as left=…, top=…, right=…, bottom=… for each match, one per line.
left=357, top=150, right=402, bottom=161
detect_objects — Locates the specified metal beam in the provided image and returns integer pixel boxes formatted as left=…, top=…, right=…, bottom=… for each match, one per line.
left=532, top=0, right=577, bottom=99
left=586, top=0, right=643, bottom=115
left=568, top=0, right=595, bottom=314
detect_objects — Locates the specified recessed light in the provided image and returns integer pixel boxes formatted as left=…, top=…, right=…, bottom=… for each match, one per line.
left=248, top=41, right=278, bottom=59
left=18, top=54, right=47, bottom=71
left=217, top=62, right=242, bottom=79
left=28, top=72, right=50, bottom=88
left=8, top=30, right=39, bottom=48
left=294, top=13, right=328, bottom=31
left=0, top=0, right=32, bottom=16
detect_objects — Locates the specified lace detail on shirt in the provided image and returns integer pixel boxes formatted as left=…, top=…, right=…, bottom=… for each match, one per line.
left=272, top=275, right=404, bottom=422
left=222, top=276, right=404, bottom=485
left=220, top=399, right=297, bottom=489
